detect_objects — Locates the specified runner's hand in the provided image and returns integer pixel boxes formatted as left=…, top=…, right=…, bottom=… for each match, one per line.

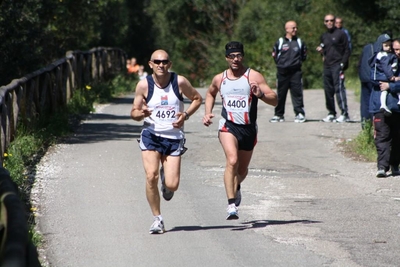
left=250, top=81, right=262, bottom=98
left=203, top=114, right=214, bottom=126
left=141, top=99, right=152, bottom=118
left=172, top=112, right=185, bottom=128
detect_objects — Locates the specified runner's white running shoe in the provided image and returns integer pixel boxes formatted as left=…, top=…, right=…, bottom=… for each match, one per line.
left=149, top=218, right=165, bottom=234
left=226, top=204, right=239, bottom=220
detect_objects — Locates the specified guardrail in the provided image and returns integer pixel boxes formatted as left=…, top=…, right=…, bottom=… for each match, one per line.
left=0, top=47, right=127, bottom=266
left=0, top=47, right=127, bottom=165
left=0, top=167, right=41, bottom=267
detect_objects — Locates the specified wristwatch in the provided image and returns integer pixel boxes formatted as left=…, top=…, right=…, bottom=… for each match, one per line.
left=184, top=111, right=189, bottom=120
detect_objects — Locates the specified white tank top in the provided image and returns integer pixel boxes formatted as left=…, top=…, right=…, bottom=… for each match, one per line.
left=143, top=73, right=184, bottom=139
left=219, top=68, right=258, bottom=125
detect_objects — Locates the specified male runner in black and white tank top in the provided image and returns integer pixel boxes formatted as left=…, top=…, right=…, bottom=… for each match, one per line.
left=203, top=41, right=277, bottom=220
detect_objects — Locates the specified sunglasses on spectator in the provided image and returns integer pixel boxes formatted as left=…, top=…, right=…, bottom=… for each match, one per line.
left=152, top=59, right=170, bottom=65
left=226, top=53, right=243, bottom=60
left=325, top=19, right=334, bottom=22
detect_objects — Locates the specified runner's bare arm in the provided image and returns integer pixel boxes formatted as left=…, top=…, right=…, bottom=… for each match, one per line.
left=131, top=79, right=152, bottom=121
left=249, top=71, right=277, bottom=107
left=203, top=74, right=222, bottom=126
left=178, top=75, right=203, bottom=119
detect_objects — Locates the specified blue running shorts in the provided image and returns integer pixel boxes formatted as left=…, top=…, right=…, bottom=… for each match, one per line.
left=139, top=129, right=186, bottom=156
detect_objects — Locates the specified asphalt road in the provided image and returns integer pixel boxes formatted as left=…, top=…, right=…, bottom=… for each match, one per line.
left=32, top=88, right=400, bottom=267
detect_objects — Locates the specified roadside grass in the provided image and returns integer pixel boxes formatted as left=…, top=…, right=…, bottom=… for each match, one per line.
left=2, top=73, right=137, bottom=248
left=344, top=77, right=376, bottom=162
left=345, top=120, right=377, bottom=162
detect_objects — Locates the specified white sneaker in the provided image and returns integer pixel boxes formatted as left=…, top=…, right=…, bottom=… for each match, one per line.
left=269, top=115, right=285, bottom=123
left=335, top=114, right=350, bottom=123
left=226, top=204, right=239, bottom=220
left=294, top=113, right=306, bottom=123
left=322, top=114, right=336, bottom=122
left=149, top=218, right=165, bottom=234
left=376, top=169, right=387, bottom=178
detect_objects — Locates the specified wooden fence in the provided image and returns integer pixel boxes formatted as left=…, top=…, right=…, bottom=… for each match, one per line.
left=0, top=168, right=41, bottom=267
left=0, top=47, right=127, bottom=165
left=0, top=47, right=127, bottom=266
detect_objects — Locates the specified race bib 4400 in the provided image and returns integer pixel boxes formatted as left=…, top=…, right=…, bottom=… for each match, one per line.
left=224, top=95, right=249, bottom=113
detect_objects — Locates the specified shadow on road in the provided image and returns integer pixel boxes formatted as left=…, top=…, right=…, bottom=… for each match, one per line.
left=235, top=219, right=322, bottom=231
left=168, top=225, right=245, bottom=232
left=168, top=219, right=321, bottom=233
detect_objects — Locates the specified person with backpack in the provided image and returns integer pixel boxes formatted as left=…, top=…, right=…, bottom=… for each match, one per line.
left=270, top=20, right=307, bottom=123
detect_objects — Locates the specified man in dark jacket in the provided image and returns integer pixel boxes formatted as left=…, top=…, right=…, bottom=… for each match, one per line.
left=372, top=38, right=400, bottom=178
left=316, top=14, right=350, bottom=123
left=358, top=42, right=374, bottom=127
left=270, top=20, right=307, bottom=123
left=358, top=31, right=393, bottom=128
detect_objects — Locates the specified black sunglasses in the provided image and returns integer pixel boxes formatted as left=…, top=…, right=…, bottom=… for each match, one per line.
left=325, top=19, right=334, bottom=22
left=226, top=53, right=243, bottom=60
left=152, top=59, right=170, bottom=65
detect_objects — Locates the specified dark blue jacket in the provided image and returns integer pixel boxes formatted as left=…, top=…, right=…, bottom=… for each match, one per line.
left=358, top=43, right=373, bottom=82
left=370, top=74, right=400, bottom=114
left=370, top=51, right=397, bottom=82
left=369, top=33, right=397, bottom=82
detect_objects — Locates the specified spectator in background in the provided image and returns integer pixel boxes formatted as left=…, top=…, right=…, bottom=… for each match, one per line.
left=127, top=57, right=139, bottom=74
left=358, top=31, right=393, bottom=129
left=369, top=34, right=398, bottom=116
left=358, top=40, right=375, bottom=128
left=372, top=38, right=400, bottom=178
left=270, top=20, right=307, bottom=123
left=335, top=17, right=352, bottom=53
left=138, top=65, right=148, bottom=80
left=316, top=14, right=351, bottom=123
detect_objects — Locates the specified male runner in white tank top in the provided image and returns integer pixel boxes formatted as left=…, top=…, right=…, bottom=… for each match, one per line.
left=203, top=41, right=277, bottom=220
left=131, top=50, right=202, bottom=234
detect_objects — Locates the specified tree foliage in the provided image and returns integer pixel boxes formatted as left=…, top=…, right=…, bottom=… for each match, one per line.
left=1, top=0, right=400, bottom=87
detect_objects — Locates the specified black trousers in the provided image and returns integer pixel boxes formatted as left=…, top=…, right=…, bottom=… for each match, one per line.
left=323, top=64, right=348, bottom=116
left=274, top=69, right=304, bottom=116
left=373, top=112, right=400, bottom=171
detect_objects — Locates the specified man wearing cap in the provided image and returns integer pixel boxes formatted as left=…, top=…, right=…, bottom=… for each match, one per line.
left=202, top=41, right=277, bottom=220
